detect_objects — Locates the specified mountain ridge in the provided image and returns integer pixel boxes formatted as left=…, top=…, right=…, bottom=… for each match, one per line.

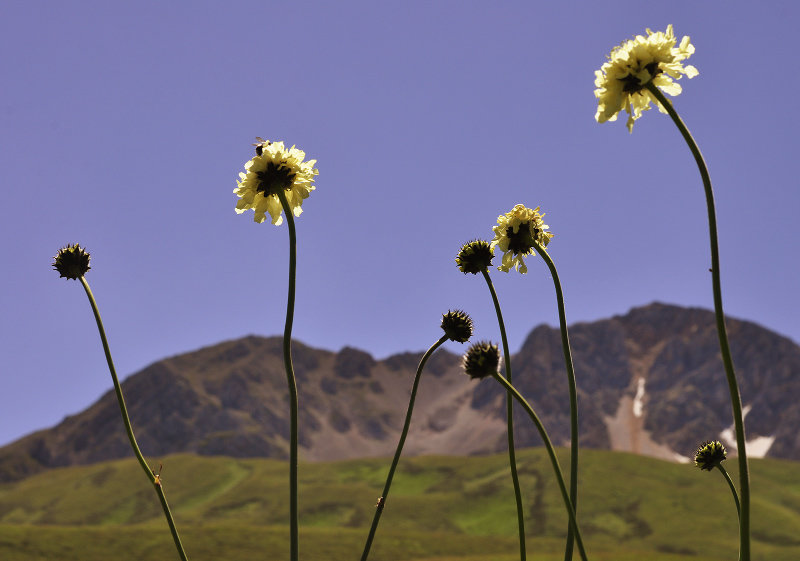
left=2, top=302, right=798, bottom=482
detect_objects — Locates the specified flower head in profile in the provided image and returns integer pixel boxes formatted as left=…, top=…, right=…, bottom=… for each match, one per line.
left=490, top=204, right=553, bottom=274
left=52, top=243, right=91, bottom=280
left=462, top=341, right=501, bottom=380
left=456, top=240, right=494, bottom=274
left=233, top=138, right=319, bottom=225
left=694, top=440, right=727, bottom=471
left=441, top=309, right=474, bottom=343
left=595, top=25, right=699, bottom=132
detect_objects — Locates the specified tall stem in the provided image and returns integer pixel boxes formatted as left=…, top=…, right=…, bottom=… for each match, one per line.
left=531, top=245, right=579, bottom=561
left=646, top=82, right=750, bottom=561
left=490, top=373, right=590, bottom=561
left=79, top=277, right=189, bottom=561
left=360, top=335, right=448, bottom=561
left=481, top=270, right=527, bottom=561
left=716, top=464, right=741, bottom=520
left=276, top=189, right=300, bottom=561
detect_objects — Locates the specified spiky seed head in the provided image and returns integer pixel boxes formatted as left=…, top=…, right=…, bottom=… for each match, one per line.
left=694, top=440, right=727, bottom=471
left=462, top=341, right=501, bottom=379
left=440, top=309, right=474, bottom=343
left=52, top=243, right=91, bottom=280
left=456, top=240, right=494, bottom=274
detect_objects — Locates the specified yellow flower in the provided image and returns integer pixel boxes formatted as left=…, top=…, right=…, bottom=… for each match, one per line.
left=594, top=25, right=698, bottom=132
left=490, top=204, right=553, bottom=274
left=233, top=139, right=319, bottom=225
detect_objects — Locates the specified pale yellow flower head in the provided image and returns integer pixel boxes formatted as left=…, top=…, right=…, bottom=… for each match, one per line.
left=233, top=139, right=319, bottom=225
left=594, top=25, right=698, bottom=132
left=490, top=204, right=553, bottom=274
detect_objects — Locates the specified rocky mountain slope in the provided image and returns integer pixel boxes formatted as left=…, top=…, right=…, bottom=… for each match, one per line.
left=1, top=303, right=798, bottom=481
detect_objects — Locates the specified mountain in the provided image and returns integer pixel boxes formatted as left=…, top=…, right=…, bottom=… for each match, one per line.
left=1, top=302, right=798, bottom=481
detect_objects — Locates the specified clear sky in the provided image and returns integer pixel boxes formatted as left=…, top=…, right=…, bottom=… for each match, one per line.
left=2, top=1, right=798, bottom=447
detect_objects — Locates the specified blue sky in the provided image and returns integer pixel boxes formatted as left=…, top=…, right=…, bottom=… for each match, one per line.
left=1, top=1, right=798, bottom=447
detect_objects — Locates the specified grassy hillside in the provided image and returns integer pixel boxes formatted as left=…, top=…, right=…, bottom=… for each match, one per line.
left=0, top=448, right=797, bottom=560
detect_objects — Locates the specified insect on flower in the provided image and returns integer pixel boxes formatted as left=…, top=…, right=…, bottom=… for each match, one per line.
left=252, top=136, right=270, bottom=155
left=152, top=463, right=163, bottom=486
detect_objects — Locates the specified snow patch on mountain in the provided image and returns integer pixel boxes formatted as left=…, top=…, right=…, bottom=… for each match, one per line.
left=633, top=378, right=645, bottom=418
left=604, top=376, right=691, bottom=463
left=719, top=405, right=776, bottom=458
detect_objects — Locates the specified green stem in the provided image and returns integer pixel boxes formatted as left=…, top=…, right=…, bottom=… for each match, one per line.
left=645, top=82, right=750, bottom=561
left=154, top=482, right=189, bottom=560
left=531, top=244, right=579, bottom=561
left=359, top=335, right=448, bottom=561
left=716, top=464, right=741, bottom=520
left=481, top=270, right=527, bottom=561
left=490, top=373, right=590, bottom=561
left=276, top=189, right=300, bottom=561
left=79, top=277, right=189, bottom=561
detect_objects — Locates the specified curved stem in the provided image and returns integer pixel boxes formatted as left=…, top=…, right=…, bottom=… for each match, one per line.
left=481, top=270, right=527, bottom=561
left=154, top=482, right=189, bottom=560
left=79, top=277, right=189, bottom=561
left=490, top=373, right=590, bottom=561
left=360, top=335, right=448, bottom=561
left=532, top=244, right=579, bottom=561
left=716, top=464, right=741, bottom=520
left=276, top=189, right=300, bottom=561
left=645, top=82, right=750, bottom=561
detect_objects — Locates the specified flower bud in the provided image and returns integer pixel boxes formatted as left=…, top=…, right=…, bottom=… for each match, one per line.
left=462, top=341, right=501, bottom=380
left=440, top=309, right=474, bottom=343
left=52, top=244, right=91, bottom=280
left=456, top=240, right=494, bottom=274
left=694, top=440, right=727, bottom=471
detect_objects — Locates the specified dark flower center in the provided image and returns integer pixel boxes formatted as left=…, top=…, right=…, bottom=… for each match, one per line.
left=505, top=223, right=538, bottom=255
left=256, top=161, right=296, bottom=196
left=620, top=61, right=662, bottom=93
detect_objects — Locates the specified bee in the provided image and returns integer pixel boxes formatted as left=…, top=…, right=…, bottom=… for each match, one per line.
left=375, top=496, right=385, bottom=509
left=252, top=136, right=271, bottom=156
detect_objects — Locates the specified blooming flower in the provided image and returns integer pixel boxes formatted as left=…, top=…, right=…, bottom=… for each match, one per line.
left=440, top=309, right=474, bottom=343
left=594, top=25, right=698, bottom=132
left=462, top=341, right=501, bottom=380
left=233, top=139, right=319, bottom=225
left=490, top=204, right=553, bottom=274
left=694, top=440, right=727, bottom=471
left=456, top=240, right=494, bottom=274
left=53, top=243, right=91, bottom=280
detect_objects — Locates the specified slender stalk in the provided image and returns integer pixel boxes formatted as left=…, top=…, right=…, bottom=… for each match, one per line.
left=490, top=373, right=590, bottom=561
left=481, top=270, right=527, bottom=561
left=531, top=244, right=579, bottom=561
left=154, top=483, right=189, bottom=558
left=276, top=189, right=300, bottom=561
left=716, top=464, right=741, bottom=519
left=645, top=82, right=750, bottom=561
left=360, top=335, right=448, bottom=561
left=79, top=276, right=188, bottom=561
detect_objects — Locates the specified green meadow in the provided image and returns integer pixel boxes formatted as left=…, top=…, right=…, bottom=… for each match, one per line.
left=0, top=448, right=797, bottom=560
